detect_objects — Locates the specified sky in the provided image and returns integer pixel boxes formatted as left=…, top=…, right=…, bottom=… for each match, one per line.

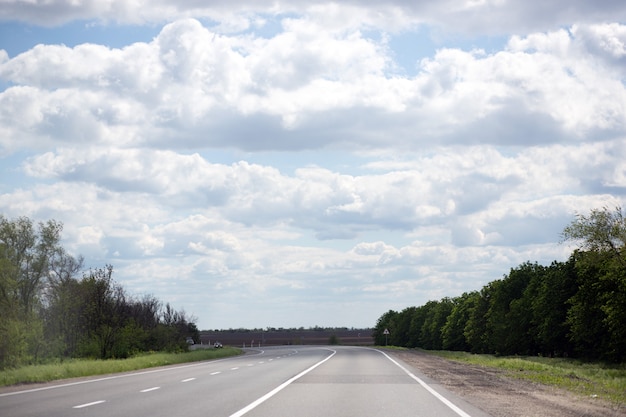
left=1, top=1, right=625, bottom=331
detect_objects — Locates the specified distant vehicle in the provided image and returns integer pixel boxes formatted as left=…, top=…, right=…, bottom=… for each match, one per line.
left=214, top=342, right=223, bottom=348
left=186, top=337, right=195, bottom=345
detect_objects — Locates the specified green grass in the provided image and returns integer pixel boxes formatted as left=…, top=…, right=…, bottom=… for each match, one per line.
left=428, top=350, right=626, bottom=405
left=375, top=345, right=408, bottom=351
left=0, top=347, right=242, bottom=387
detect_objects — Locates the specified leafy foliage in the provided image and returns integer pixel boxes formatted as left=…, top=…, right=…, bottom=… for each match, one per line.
left=561, top=206, right=626, bottom=265
left=0, top=215, right=199, bottom=369
left=375, top=206, right=626, bottom=363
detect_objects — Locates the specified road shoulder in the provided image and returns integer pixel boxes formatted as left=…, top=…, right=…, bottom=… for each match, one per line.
left=387, top=349, right=625, bottom=417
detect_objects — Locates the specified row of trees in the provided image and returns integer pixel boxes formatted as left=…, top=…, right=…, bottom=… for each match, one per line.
left=373, top=207, right=626, bottom=363
left=0, top=216, right=199, bottom=370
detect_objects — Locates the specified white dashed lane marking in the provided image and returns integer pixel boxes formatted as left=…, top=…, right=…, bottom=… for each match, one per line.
left=68, top=350, right=287, bottom=411
left=73, top=400, right=106, bottom=409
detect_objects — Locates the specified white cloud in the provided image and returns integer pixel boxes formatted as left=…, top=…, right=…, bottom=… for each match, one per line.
left=16, top=138, right=626, bottom=236
left=1, top=7, right=626, bottom=328
left=2, top=20, right=625, bottom=157
left=3, top=0, right=626, bottom=37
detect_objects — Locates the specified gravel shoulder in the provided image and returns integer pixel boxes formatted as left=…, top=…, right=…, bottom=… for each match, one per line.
left=389, top=349, right=626, bottom=417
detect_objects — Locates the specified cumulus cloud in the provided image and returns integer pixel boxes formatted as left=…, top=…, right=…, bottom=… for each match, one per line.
left=3, top=0, right=626, bottom=36
left=2, top=19, right=625, bottom=158
left=17, top=140, right=626, bottom=252
left=1, top=5, right=626, bottom=328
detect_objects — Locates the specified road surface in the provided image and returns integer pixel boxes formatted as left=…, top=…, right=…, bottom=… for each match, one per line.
left=0, top=346, right=492, bottom=417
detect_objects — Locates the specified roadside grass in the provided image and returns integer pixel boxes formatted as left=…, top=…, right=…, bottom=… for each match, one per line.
left=429, top=350, right=626, bottom=405
left=375, top=345, right=408, bottom=351
left=0, top=347, right=242, bottom=388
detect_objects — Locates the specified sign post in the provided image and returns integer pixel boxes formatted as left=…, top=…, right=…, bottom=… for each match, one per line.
left=383, top=328, right=390, bottom=346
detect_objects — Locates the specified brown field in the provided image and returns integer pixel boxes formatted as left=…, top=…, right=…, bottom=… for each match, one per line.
left=199, top=328, right=374, bottom=347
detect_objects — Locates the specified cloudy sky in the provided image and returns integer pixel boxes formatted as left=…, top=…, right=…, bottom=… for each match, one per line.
left=1, top=1, right=625, bottom=330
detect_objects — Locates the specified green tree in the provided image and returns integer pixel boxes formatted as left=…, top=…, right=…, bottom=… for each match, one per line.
left=0, top=216, right=74, bottom=367
left=562, top=207, right=626, bottom=362
left=561, top=206, right=626, bottom=265
left=1, top=215, right=202, bottom=366
left=464, top=285, right=491, bottom=354
left=531, top=260, right=576, bottom=357
left=420, top=299, right=454, bottom=350
left=76, top=265, right=136, bottom=359
left=566, top=250, right=626, bottom=361
left=373, top=310, right=397, bottom=345
left=393, top=306, right=416, bottom=347
left=156, top=302, right=197, bottom=352
left=407, top=304, right=430, bottom=347
left=0, top=254, right=30, bottom=368
left=0, top=216, right=65, bottom=315
left=442, top=292, right=477, bottom=351
left=505, top=263, right=543, bottom=355
left=42, top=253, right=84, bottom=358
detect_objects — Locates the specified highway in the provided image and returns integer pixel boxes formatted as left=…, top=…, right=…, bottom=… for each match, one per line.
left=0, top=346, right=492, bottom=417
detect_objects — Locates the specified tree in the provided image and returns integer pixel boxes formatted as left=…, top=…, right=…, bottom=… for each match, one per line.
left=43, top=276, right=83, bottom=357
left=566, top=251, right=610, bottom=359
left=394, top=306, right=416, bottom=347
left=77, top=265, right=121, bottom=359
left=0, top=215, right=202, bottom=367
left=0, top=254, right=28, bottom=368
left=561, top=206, right=626, bottom=266
left=0, top=216, right=77, bottom=367
left=420, top=299, right=454, bottom=350
left=0, top=216, right=65, bottom=315
left=373, top=310, right=398, bottom=345
left=371, top=206, right=626, bottom=361
left=490, top=262, right=541, bottom=355
left=531, top=260, right=576, bottom=357
left=464, top=285, right=491, bottom=354
left=407, top=304, right=430, bottom=347
left=442, top=292, right=477, bottom=351
left=562, top=207, right=626, bottom=362
left=42, top=252, right=84, bottom=358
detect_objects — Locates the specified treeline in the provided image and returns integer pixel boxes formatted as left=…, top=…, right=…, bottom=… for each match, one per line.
left=373, top=207, right=626, bottom=363
left=0, top=216, right=199, bottom=370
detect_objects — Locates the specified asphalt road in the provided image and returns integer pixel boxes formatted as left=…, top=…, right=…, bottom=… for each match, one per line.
left=0, top=346, right=493, bottom=417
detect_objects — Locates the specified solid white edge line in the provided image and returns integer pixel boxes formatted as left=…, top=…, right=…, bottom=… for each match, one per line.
left=228, top=348, right=336, bottom=417
left=377, top=350, right=473, bottom=417
left=73, top=400, right=106, bottom=409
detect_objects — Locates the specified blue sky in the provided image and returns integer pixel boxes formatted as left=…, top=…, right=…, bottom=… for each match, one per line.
left=1, top=1, right=626, bottom=330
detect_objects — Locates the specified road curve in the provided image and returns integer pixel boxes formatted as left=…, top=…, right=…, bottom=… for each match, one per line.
left=0, top=346, right=492, bottom=417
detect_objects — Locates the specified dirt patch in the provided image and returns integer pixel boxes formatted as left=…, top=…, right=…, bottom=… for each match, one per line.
left=389, top=349, right=626, bottom=417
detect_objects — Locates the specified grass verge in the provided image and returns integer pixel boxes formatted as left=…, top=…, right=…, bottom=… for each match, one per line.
left=0, top=347, right=242, bottom=388
left=429, top=350, right=626, bottom=405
